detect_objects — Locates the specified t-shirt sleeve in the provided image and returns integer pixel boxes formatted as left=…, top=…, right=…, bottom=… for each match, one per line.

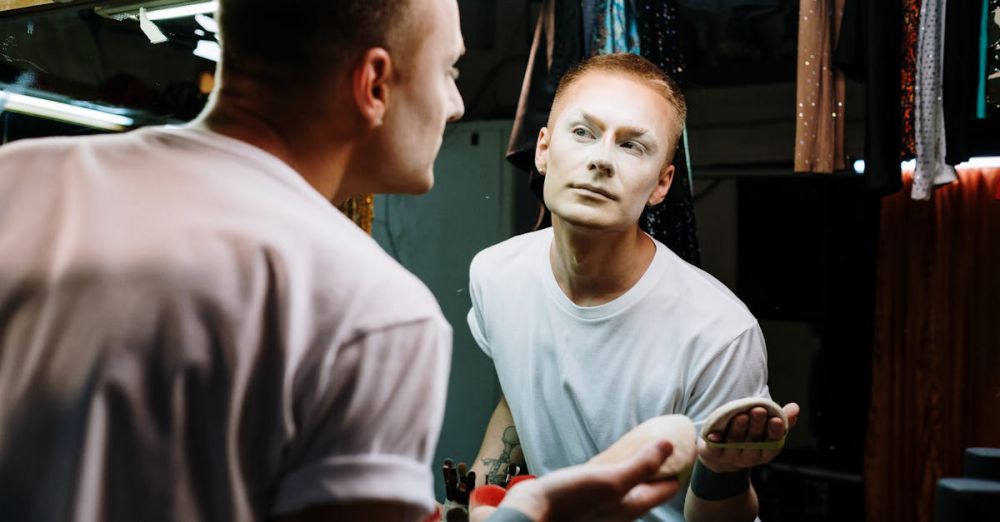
left=684, top=322, right=771, bottom=434
left=467, top=257, right=492, bottom=358
left=270, top=318, right=452, bottom=518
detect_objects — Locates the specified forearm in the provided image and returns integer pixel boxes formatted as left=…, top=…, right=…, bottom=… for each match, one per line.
left=471, top=396, right=524, bottom=486
left=683, top=460, right=759, bottom=522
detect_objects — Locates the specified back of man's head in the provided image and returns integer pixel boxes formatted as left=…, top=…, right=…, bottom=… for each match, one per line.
left=217, top=0, right=418, bottom=86
left=549, top=53, right=687, bottom=155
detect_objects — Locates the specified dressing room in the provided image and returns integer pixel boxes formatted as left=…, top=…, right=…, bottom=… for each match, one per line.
left=0, top=1, right=997, bottom=521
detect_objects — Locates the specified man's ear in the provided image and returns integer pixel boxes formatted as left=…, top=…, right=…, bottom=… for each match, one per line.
left=353, top=47, right=393, bottom=128
left=535, top=127, right=551, bottom=175
left=648, top=163, right=675, bottom=206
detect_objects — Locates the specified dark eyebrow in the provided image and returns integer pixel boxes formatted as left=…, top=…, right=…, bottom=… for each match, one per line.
left=581, top=111, right=649, bottom=138
left=580, top=111, right=656, bottom=149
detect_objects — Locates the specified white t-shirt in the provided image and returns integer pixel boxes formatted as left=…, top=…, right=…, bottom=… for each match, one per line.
left=467, top=228, right=769, bottom=522
left=0, top=126, right=450, bottom=521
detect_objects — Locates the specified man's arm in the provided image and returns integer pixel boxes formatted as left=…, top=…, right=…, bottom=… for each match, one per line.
left=683, top=403, right=800, bottom=522
left=472, top=395, right=526, bottom=487
left=476, top=440, right=680, bottom=522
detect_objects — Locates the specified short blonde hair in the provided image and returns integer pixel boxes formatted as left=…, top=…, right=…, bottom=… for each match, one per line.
left=549, top=53, right=687, bottom=157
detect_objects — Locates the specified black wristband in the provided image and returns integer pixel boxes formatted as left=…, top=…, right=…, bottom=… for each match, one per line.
left=485, top=507, right=535, bottom=522
left=689, top=459, right=751, bottom=501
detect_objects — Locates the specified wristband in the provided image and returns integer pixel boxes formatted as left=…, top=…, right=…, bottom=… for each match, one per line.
left=689, top=459, right=751, bottom=501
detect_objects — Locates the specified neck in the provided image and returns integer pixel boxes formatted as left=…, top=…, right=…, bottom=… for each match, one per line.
left=193, top=78, right=353, bottom=203
left=549, top=216, right=656, bottom=306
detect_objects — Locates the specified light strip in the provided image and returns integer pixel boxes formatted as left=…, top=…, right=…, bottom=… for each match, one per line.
left=145, top=1, right=218, bottom=21
left=0, top=91, right=134, bottom=131
left=853, top=157, right=1000, bottom=174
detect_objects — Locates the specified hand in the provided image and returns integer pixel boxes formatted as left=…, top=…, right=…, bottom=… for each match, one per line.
left=479, top=440, right=681, bottom=522
left=697, top=402, right=799, bottom=473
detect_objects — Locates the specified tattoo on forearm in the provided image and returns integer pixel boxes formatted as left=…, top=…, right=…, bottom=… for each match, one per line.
left=481, top=426, right=521, bottom=485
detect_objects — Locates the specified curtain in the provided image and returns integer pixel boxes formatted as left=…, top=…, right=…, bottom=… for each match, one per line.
left=864, top=167, right=1000, bottom=522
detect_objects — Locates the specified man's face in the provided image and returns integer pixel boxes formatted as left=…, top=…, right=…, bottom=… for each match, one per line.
left=371, top=0, right=465, bottom=194
left=537, top=73, right=677, bottom=231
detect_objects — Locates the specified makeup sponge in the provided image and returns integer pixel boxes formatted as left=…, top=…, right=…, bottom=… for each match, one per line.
left=588, top=414, right=697, bottom=481
left=700, top=397, right=788, bottom=450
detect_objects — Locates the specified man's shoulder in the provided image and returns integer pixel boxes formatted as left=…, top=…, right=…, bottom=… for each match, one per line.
left=470, top=228, right=550, bottom=279
left=652, top=242, right=758, bottom=336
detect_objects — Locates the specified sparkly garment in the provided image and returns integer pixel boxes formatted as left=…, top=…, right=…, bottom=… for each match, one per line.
left=912, top=0, right=956, bottom=200
left=635, top=0, right=700, bottom=267
left=901, top=0, right=921, bottom=159
left=794, top=0, right=846, bottom=174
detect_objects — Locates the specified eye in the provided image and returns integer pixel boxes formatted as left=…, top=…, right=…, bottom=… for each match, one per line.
left=572, top=127, right=594, bottom=139
left=620, top=140, right=646, bottom=154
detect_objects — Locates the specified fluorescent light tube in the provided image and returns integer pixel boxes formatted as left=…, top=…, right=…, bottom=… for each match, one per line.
left=145, top=1, right=218, bottom=21
left=0, top=91, right=134, bottom=131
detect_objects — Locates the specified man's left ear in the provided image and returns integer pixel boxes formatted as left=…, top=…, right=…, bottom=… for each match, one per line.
left=648, top=164, right=675, bottom=206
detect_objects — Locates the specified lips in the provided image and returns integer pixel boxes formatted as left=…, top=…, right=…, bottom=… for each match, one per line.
left=572, top=184, right=617, bottom=200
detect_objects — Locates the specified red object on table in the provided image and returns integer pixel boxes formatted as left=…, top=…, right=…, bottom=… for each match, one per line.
left=505, top=474, right=538, bottom=491
left=470, top=484, right=508, bottom=510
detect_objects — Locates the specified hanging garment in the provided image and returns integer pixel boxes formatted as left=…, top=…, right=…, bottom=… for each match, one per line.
left=506, top=0, right=585, bottom=194
left=635, top=0, right=701, bottom=266
left=989, top=1, right=1000, bottom=110
left=592, top=0, right=642, bottom=55
left=900, top=0, right=921, bottom=159
left=942, top=0, right=987, bottom=166
left=912, top=0, right=957, bottom=200
left=506, top=0, right=702, bottom=266
left=977, top=0, right=989, bottom=118
left=834, top=0, right=904, bottom=195
left=794, top=0, right=846, bottom=174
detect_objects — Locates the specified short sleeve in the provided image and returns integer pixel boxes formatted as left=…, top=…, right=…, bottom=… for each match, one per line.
left=467, top=259, right=492, bottom=358
left=270, top=318, right=452, bottom=518
left=684, top=323, right=771, bottom=434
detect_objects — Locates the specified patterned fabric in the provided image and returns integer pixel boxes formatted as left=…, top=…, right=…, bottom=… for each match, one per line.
left=901, top=0, right=921, bottom=158
left=592, top=0, right=642, bottom=55
left=913, top=0, right=957, bottom=200
left=794, top=0, right=847, bottom=174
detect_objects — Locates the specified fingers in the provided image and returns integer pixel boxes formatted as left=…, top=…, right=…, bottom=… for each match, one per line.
left=766, top=416, right=784, bottom=440
left=608, top=440, right=674, bottom=487
left=783, top=402, right=801, bottom=429
left=747, top=407, right=767, bottom=441
left=727, top=413, right=750, bottom=441
left=613, top=479, right=682, bottom=520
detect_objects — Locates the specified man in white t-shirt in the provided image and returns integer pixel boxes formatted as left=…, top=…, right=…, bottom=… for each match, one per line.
left=0, top=1, right=683, bottom=521
left=469, top=54, right=800, bottom=522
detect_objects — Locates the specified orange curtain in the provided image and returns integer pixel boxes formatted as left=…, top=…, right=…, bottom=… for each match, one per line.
left=865, top=167, right=1000, bottom=522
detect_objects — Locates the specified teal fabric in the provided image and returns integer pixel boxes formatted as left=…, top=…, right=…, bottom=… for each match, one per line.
left=592, top=0, right=641, bottom=55
left=979, top=0, right=988, bottom=118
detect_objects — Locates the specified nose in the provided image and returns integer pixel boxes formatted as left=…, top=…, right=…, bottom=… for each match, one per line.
left=447, top=86, right=465, bottom=123
left=588, top=157, right=613, bottom=177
